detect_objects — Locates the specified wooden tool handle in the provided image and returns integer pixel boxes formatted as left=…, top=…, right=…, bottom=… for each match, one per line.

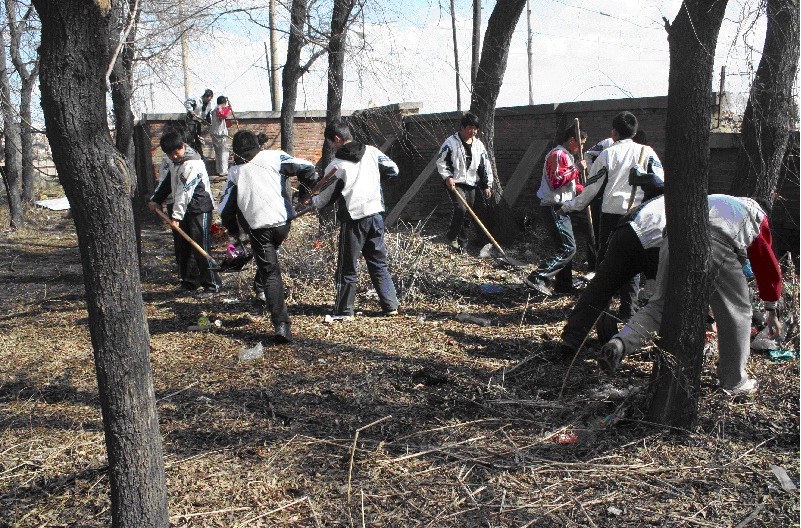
left=152, top=207, right=216, bottom=263
left=449, top=186, right=506, bottom=257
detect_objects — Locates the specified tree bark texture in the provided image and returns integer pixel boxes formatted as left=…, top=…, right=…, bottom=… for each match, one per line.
left=33, top=1, right=168, bottom=526
left=728, top=0, right=799, bottom=208
left=468, top=0, right=525, bottom=243
left=320, top=0, right=357, bottom=168
left=6, top=0, right=39, bottom=203
left=280, top=0, right=308, bottom=154
left=0, top=24, right=23, bottom=228
left=650, top=0, right=728, bottom=429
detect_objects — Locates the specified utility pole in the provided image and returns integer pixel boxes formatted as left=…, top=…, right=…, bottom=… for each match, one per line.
left=269, top=0, right=281, bottom=111
left=178, top=0, right=190, bottom=101
left=526, top=0, right=533, bottom=105
left=450, top=0, right=461, bottom=111
left=471, top=0, right=481, bottom=89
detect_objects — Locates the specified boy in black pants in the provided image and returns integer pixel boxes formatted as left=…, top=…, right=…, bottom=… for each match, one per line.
left=312, top=119, right=400, bottom=319
left=149, top=130, right=221, bottom=296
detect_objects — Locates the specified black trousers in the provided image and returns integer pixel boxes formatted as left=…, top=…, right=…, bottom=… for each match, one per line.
left=561, top=224, right=657, bottom=350
left=598, top=212, right=639, bottom=318
left=446, top=184, right=476, bottom=246
left=169, top=207, right=220, bottom=290
left=250, top=223, right=291, bottom=325
left=334, top=214, right=399, bottom=316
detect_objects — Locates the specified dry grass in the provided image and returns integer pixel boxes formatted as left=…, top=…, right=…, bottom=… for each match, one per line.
left=0, top=203, right=798, bottom=527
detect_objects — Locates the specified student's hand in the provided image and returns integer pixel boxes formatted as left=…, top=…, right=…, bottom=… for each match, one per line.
left=147, top=201, right=160, bottom=212
left=484, top=187, right=491, bottom=199
left=765, top=309, right=783, bottom=338
left=170, top=219, right=180, bottom=229
left=444, top=177, right=456, bottom=190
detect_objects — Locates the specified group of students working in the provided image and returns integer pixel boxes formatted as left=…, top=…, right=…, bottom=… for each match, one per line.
left=149, top=108, right=783, bottom=397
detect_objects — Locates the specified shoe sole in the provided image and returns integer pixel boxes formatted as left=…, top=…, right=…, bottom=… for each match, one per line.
left=523, top=278, right=552, bottom=296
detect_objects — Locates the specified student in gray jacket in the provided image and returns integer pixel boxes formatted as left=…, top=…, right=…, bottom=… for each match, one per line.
left=436, top=112, right=494, bottom=252
left=312, top=119, right=400, bottom=318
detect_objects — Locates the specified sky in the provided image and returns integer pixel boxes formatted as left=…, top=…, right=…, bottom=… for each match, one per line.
left=133, top=0, right=769, bottom=118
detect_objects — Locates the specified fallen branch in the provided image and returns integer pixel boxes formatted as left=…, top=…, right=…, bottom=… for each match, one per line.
left=347, top=415, right=392, bottom=503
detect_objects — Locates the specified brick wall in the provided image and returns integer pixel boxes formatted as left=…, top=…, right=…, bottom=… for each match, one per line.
left=136, top=96, right=799, bottom=257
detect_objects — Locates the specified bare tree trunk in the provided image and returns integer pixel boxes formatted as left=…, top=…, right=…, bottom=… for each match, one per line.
left=33, top=1, right=168, bottom=526
left=471, top=0, right=481, bottom=88
left=450, top=0, right=461, bottom=111
left=5, top=0, right=39, bottom=204
left=109, top=0, right=143, bottom=265
left=281, top=0, right=308, bottom=154
left=320, top=0, right=357, bottom=168
left=649, top=0, right=728, bottom=429
left=0, top=24, right=23, bottom=229
left=269, top=0, right=281, bottom=111
left=467, top=0, right=526, bottom=243
left=729, top=0, right=799, bottom=209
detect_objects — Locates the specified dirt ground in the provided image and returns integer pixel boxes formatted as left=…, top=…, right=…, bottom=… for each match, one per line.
left=0, top=203, right=799, bottom=527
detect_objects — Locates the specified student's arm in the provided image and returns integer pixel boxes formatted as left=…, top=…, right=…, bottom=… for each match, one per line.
left=377, top=152, right=399, bottom=179
left=561, top=153, right=607, bottom=213
left=312, top=166, right=345, bottom=210
left=477, top=146, right=493, bottom=191
left=436, top=138, right=456, bottom=189
left=218, top=180, right=241, bottom=236
left=148, top=158, right=171, bottom=208
left=547, top=149, right=581, bottom=189
left=747, top=217, right=782, bottom=304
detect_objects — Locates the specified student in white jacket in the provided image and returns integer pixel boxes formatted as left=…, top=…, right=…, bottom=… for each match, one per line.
left=561, top=112, right=664, bottom=319
left=218, top=131, right=317, bottom=343
left=436, top=112, right=494, bottom=252
left=312, top=119, right=400, bottom=318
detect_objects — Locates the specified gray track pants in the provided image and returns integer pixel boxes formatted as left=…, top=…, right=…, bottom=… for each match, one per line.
left=615, top=237, right=752, bottom=389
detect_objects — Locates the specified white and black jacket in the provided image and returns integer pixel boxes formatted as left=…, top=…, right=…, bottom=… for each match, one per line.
left=562, top=138, right=664, bottom=215
left=150, top=145, right=214, bottom=220
left=218, top=149, right=316, bottom=232
left=313, top=143, right=399, bottom=220
left=436, top=133, right=494, bottom=189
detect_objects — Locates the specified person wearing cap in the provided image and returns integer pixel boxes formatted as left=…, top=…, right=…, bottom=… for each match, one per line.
left=218, top=130, right=318, bottom=343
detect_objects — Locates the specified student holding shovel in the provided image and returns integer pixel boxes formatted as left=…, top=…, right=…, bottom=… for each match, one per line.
left=524, top=125, right=587, bottom=296
left=149, top=130, right=221, bottom=297
left=436, top=112, right=494, bottom=253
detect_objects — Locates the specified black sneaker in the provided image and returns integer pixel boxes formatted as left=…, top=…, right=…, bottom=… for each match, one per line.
left=177, top=281, right=200, bottom=292
left=523, top=276, right=552, bottom=296
left=195, top=287, right=222, bottom=300
left=274, top=322, right=292, bottom=344
left=597, top=338, right=625, bottom=374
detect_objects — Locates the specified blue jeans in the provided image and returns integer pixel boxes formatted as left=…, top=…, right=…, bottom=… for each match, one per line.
left=529, top=205, right=575, bottom=290
left=335, top=214, right=399, bottom=316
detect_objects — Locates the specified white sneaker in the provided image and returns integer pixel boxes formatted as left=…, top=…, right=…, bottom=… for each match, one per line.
left=722, top=378, right=758, bottom=399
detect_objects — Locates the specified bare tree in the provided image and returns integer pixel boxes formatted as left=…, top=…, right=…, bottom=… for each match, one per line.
left=467, top=0, right=526, bottom=242
left=32, top=1, right=168, bottom=525
left=0, top=21, right=23, bottom=229
left=650, top=0, right=729, bottom=428
left=5, top=0, right=39, bottom=203
left=281, top=0, right=326, bottom=153
left=729, top=0, right=800, bottom=207
left=320, top=0, right=359, bottom=168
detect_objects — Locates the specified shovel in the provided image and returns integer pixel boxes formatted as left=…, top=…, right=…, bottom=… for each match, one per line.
left=449, top=186, right=525, bottom=267
left=152, top=207, right=222, bottom=270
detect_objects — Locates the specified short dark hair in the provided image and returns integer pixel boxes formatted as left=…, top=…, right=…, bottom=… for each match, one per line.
left=217, top=95, right=227, bottom=105
left=257, top=133, right=269, bottom=146
left=160, top=130, right=184, bottom=154
left=460, top=112, right=480, bottom=129
left=232, top=130, right=261, bottom=164
left=324, top=119, right=353, bottom=142
left=562, top=125, right=588, bottom=144
left=203, top=89, right=213, bottom=98
left=612, top=111, right=638, bottom=139
left=632, top=129, right=648, bottom=145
